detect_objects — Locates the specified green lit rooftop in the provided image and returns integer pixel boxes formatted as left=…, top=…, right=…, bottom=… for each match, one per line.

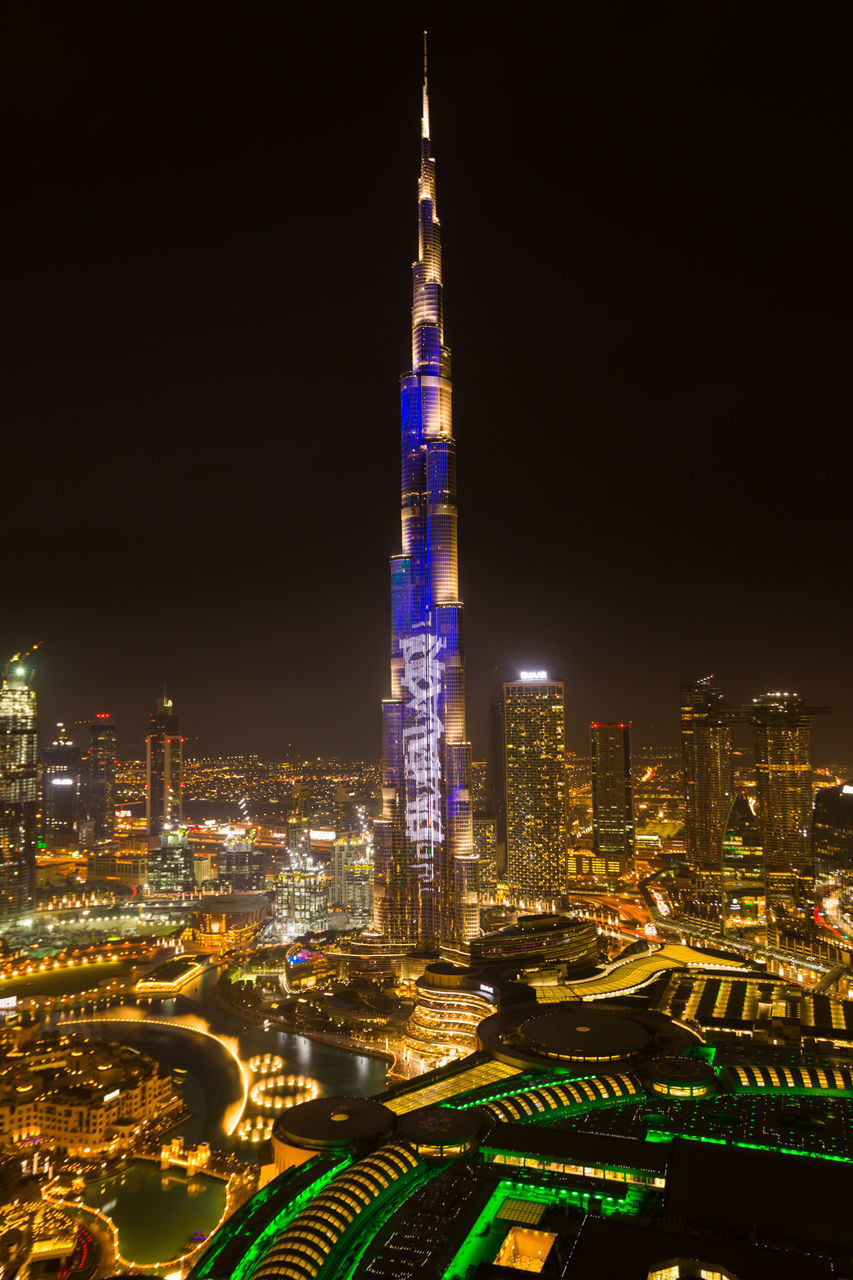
left=187, top=976, right=853, bottom=1280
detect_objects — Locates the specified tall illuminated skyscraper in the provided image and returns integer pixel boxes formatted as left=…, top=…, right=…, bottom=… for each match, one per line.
left=681, top=677, right=734, bottom=876
left=374, top=40, right=477, bottom=952
left=488, top=671, right=507, bottom=855
left=720, top=791, right=765, bottom=936
left=590, top=721, right=635, bottom=869
left=813, top=783, right=853, bottom=908
left=504, top=673, right=566, bottom=906
left=42, top=722, right=80, bottom=848
left=750, top=691, right=827, bottom=906
left=146, top=694, right=183, bottom=837
left=0, top=650, right=39, bottom=920
left=79, top=714, right=117, bottom=849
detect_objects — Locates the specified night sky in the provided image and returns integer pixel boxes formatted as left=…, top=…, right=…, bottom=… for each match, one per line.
left=4, top=4, right=851, bottom=762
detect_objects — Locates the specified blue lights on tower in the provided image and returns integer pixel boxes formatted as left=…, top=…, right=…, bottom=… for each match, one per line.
left=373, top=37, right=478, bottom=951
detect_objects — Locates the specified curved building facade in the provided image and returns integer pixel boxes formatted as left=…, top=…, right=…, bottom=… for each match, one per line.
left=470, top=913, right=599, bottom=974
left=405, top=962, right=498, bottom=1067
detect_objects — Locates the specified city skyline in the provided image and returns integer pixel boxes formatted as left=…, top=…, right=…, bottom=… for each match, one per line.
left=5, top=20, right=853, bottom=1275
left=5, top=9, right=851, bottom=761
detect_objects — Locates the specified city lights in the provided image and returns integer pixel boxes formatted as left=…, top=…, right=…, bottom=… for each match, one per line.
left=0, top=16, right=849, bottom=1280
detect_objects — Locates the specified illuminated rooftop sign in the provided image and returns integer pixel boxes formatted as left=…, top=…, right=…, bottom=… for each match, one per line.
left=520, top=670, right=548, bottom=681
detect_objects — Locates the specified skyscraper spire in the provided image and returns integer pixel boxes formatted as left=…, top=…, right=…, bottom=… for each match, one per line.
left=421, top=30, right=430, bottom=140
left=373, top=40, right=478, bottom=954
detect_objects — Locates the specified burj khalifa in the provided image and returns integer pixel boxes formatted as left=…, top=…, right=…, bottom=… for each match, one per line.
left=373, top=40, right=479, bottom=952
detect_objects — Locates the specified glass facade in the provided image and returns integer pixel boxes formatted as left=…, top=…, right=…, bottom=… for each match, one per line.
left=720, top=791, right=765, bottom=935
left=680, top=678, right=733, bottom=875
left=145, top=694, right=183, bottom=837
left=474, top=814, right=498, bottom=901
left=750, top=692, right=822, bottom=883
left=374, top=57, right=477, bottom=950
left=590, top=722, right=635, bottom=867
left=331, top=835, right=373, bottom=925
left=504, top=678, right=566, bottom=905
left=276, top=863, right=328, bottom=936
left=42, top=721, right=80, bottom=848
left=219, top=840, right=266, bottom=892
left=79, top=714, right=117, bottom=850
left=750, top=692, right=828, bottom=927
left=148, top=826, right=194, bottom=894
left=813, top=783, right=853, bottom=918
left=0, top=653, right=39, bottom=920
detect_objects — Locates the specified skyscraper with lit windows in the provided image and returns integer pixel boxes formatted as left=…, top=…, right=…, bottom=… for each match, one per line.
left=146, top=693, right=183, bottom=837
left=504, top=673, right=566, bottom=905
left=720, top=790, right=765, bottom=935
left=79, top=714, right=117, bottom=850
left=373, top=42, right=477, bottom=951
left=42, top=722, right=79, bottom=848
left=590, top=721, right=635, bottom=870
left=681, top=677, right=734, bottom=876
left=0, top=650, right=39, bottom=920
left=751, top=691, right=827, bottom=909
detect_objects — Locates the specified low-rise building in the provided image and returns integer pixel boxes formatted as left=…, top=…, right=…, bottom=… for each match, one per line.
left=0, top=1033, right=175, bottom=1154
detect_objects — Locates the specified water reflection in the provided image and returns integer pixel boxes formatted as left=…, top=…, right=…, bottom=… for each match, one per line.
left=44, top=996, right=387, bottom=1150
left=83, top=1160, right=225, bottom=1266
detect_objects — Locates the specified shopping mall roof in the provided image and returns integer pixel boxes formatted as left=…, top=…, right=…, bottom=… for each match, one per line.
left=271, top=1095, right=394, bottom=1150
left=519, top=1006, right=650, bottom=1062
left=480, top=1122, right=669, bottom=1176
left=665, top=1138, right=853, bottom=1252
left=188, top=990, right=853, bottom=1280
left=565, top=1213, right=834, bottom=1280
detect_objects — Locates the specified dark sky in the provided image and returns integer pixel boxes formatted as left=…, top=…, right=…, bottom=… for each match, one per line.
left=4, top=3, right=851, bottom=763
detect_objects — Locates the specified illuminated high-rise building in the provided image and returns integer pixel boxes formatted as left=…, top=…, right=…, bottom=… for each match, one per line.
left=0, top=650, right=39, bottom=920
left=374, top=40, right=477, bottom=951
left=42, top=722, right=80, bottom=848
left=488, top=671, right=507, bottom=855
left=219, top=835, right=266, bottom=892
left=287, top=784, right=311, bottom=860
left=590, top=722, right=635, bottom=870
left=813, top=782, right=853, bottom=915
left=504, top=673, right=566, bottom=905
left=331, top=834, right=373, bottom=925
left=720, top=791, right=765, bottom=935
left=473, top=813, right=498, bottom=901
left=148, top=827, right=194, bottom=895
left=334, top=784, right=359, bottom=836
left=145, top=694, right=183, bottom=837
left=751, top=691, right=828, bottom=904
left=276, top=862, right=328, bottom=936
left=79, top=714, right=117, bottom=849
left=681, top=677, right=734, bottom=875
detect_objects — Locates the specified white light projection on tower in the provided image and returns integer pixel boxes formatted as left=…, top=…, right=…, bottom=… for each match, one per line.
left=373, top=38, right=478, bottom=950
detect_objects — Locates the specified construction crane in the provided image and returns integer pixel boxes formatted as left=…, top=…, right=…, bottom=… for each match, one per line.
left=4, top=640, right=43, bottom=681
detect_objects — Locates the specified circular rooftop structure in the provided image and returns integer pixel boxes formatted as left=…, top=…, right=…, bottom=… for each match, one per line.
left=397, top=1107, right=482, bottom=1158
left=646, top=1056, right=717, bottom=1098
left=271, top=1095, right=394, bottom=1153
left=519, top=1005, right=650, bottom=1063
